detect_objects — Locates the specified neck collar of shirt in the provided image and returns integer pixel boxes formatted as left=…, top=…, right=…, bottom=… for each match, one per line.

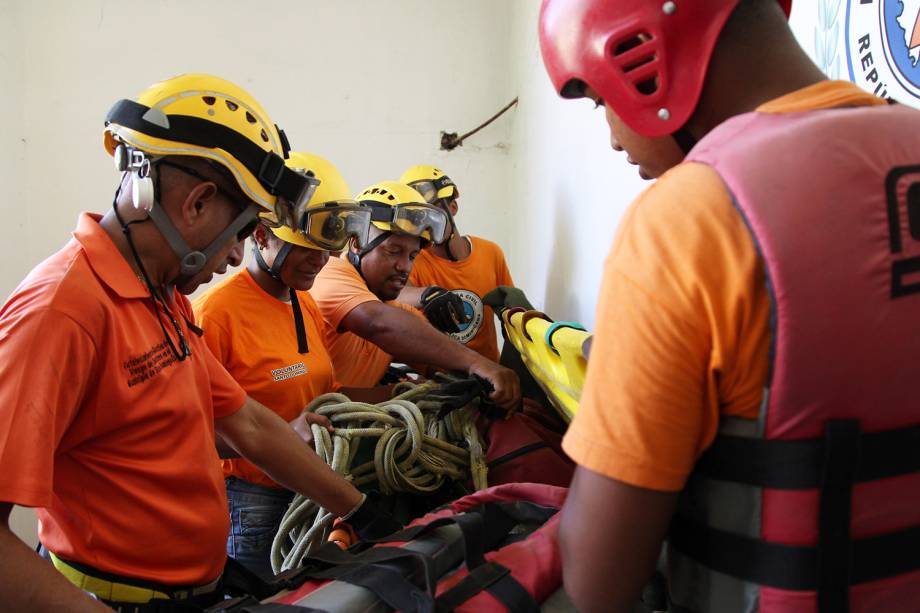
left=73, top=212, right=151, bottom=300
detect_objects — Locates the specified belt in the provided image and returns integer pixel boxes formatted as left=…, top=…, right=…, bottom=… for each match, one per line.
left=49, top=552, right=220, bottom=604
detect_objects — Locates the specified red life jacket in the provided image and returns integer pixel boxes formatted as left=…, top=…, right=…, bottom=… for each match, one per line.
left=668, top=102, right=920, bottom=612
left=273, top=483, right=567, bottom=612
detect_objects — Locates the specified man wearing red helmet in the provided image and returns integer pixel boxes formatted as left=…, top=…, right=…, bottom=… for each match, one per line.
left=541, top=1, right=920, bottom=612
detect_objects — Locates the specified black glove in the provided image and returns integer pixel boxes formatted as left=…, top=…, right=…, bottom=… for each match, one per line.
left=344, top=491, right=403, bottom=541
left=428, top=375, right=493, bottom=418
left=420, top=286, right=470, bottom=334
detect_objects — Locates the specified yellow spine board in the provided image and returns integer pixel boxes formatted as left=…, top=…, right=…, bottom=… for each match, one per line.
left=501, top=310, right=590, bottom=422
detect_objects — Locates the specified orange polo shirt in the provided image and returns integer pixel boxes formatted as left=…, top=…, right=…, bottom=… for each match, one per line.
left=409, top=236, right=513, bottom=363
left=193, top=269, right=340, bottom=488
left=310, top=256, right=425, bottom=387
left=0, top=213, right=246, bottom=585
left=563, top=81, right=886, bottom=492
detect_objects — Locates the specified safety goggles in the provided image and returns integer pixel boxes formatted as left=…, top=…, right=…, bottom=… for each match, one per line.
left=365, top=201, right=450, bottom=244
left=299, top=201, right=372, bottom=250
left=407, top=176, right=457, bottom=204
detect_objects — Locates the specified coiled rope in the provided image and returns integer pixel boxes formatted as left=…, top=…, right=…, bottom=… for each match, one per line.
left=270, top=378, right=488, bottom=573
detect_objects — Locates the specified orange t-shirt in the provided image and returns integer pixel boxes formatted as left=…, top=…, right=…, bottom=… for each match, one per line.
left=563, top=81, right=887, bottom=492
left=310, top=256, right=425, bottom=387
left=408, top=236, right=513, bottom=363
left=193, top=269, right=340, bottom=488
left=0, top=213, right=246, bottom=585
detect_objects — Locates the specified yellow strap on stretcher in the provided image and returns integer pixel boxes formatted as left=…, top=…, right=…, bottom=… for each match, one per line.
left=50, top=552, right=217, bottom=604
left=501, top=309, right=591, bottom=422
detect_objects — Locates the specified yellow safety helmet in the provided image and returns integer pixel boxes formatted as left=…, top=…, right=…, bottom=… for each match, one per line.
left=103, top=73, right=318, bottom=226
left=399, top=165, right=459, bottom=204
left=266, top=152, right=370, bottom=251
left=356, top=181, right=449, bottom=243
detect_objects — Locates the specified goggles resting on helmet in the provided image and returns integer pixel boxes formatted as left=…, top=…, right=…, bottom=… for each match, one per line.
left=364, top=201, right=450, bottom=244
left=407, top=176, right=457, bottom=204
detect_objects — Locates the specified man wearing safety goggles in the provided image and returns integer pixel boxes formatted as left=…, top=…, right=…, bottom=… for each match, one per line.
left=311, top=181, right=521, bottom=412
left=194, top=152, right=404, bottom=580
left=397, top=165, right=515, bottom=363
left=0, top=75, right=396, bottom=612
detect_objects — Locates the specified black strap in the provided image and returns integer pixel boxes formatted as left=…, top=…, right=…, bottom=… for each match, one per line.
left=289, top=288, right=309, bottom=354
left=488, top=442, right=550, bottom=469
left=817, top=420, right=860, bottom=613
left=669, top=515, right=920, bottom=591
left=252, top=244, right=307, bottom=354
left=106, top=100, right=305, bottom=201
left=694, top=422, right=920, bottom=489
left=435, top=561, right=539, bottom=613
left=672, top=127, right=698, bottom=155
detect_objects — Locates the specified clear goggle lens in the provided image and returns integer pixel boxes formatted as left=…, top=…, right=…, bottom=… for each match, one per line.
left=300, top=202, right=371, bottom=250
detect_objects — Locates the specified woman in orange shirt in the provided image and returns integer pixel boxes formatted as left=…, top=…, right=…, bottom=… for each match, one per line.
left=193, top=152, right=391, bottom=578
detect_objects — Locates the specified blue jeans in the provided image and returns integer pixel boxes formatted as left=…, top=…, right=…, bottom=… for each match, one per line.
left=225, top=477, right=294, bottom=581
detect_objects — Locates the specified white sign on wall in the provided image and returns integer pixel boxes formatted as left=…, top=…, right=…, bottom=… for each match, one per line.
left=844, top=0, right=920, bottom=106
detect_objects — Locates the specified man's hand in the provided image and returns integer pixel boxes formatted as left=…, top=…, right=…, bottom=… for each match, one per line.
left=467, top=358, right=521, bottom=413
left=341, top=492, right=403, bottom=541
left=289, top=411, right=333, bottom=446
left=420, top=286, right=469, bottom=333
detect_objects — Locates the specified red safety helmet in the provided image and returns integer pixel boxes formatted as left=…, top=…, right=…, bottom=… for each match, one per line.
left=539, top=0, right=792, bottom=138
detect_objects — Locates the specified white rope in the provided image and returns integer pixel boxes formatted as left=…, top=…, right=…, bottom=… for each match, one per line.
left=270, top=380, right=488, bottom=573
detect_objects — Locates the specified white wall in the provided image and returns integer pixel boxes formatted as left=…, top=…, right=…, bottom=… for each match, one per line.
left=0, top=0, right=516, bottom=301
left=504, top=1, right=648, bottom=329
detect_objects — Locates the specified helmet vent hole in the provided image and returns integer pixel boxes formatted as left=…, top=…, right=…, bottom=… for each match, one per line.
left=260, top=129, right=269, bottom=142
left=613, top=35, right=646, bottom=56
left=202, top=96, right=216, bottom=106
left=226, top=100, right=239, bottom=112
left=636, top=77, right=660, bottom=96
left=245, top=112, right=257, bottom=124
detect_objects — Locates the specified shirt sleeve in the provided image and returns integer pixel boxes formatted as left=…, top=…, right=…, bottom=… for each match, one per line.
left=311, top=260, right=380, bottom=331
left=562, top=162, right=765, bottom=492
left=0, top=308, right=97, bottom=507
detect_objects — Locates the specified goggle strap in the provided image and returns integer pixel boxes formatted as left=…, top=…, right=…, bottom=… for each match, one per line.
left=106, top=99, right=313, bottom=202
left=289, top=288, right=309, bottom=354
left=359, top=231, right=392, bottom=257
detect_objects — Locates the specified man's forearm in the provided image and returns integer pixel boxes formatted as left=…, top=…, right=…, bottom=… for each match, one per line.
left=219, top=401, right=362, bottom=517
left=366, top=309, right=481, bottom=373
left=0, top=506, right=110, bottom=612
left=396, top=284, right=424, bottom=307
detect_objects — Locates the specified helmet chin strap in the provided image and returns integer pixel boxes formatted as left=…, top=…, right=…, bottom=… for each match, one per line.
left=253, top=241, right=308, bottom=354
left=672, top=126, right=698, bottom=155
left=348, top=231, right=392, bottom=278
left=151, top=202, right=259, bottom=281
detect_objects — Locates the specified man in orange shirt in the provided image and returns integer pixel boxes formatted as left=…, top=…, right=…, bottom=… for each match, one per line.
left=397, top=165, right=514, bottom=363
left=311, top=181, right=520, bottom=409
left=194, top=152, right=398, bottom=579
left=540, top=1, right=920, bottom=612
left=0, top=75, right=390, bottom=611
